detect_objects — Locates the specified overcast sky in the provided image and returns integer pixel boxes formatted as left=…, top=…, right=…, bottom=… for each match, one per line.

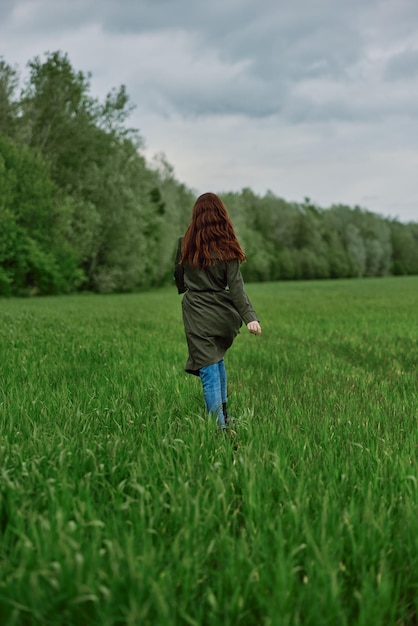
left=1, top=0, right=418, bottom=222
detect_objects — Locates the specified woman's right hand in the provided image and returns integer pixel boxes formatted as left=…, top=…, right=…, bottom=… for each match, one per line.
left=247, top=321, right=262, bottom=335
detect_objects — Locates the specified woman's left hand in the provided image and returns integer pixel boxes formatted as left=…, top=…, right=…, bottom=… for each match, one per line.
left=247, top=321, right=262, bottom=335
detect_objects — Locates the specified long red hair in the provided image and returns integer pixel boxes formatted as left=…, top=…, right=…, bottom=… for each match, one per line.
left=180, top=193, right=246, bottom=268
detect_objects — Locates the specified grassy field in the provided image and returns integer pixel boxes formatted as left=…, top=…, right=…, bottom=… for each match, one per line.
left=0, top=276, right=417, bottom=626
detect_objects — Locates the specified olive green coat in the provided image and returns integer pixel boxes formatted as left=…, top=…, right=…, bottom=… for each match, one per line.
left=174, top=238, right=259, bottom=375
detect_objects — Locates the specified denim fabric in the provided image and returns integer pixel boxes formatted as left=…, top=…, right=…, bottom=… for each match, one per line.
left=218, top=358, right=227, bottom=405
left=199, top=359, right=228, bottom=428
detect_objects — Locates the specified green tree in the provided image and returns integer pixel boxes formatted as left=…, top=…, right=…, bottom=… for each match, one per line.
left=19, top=51, right=165, bottom=292
left=148, top=153, right=195, bottom=285
left=390, top=220, right=418, bottom=275
left=3, top=50, right=417, bottom=295
left=21, top=51, right=134, bottom=193
left=0, top=134, right=80, bottom=295
left=0, top=58, right=21, bottom=140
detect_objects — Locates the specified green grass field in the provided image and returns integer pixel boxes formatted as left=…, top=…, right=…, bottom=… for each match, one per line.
left=0, top=277, right=417, bottom=626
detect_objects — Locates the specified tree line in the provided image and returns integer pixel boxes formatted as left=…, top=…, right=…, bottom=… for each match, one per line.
left=1, top=52, right=417, bottom=296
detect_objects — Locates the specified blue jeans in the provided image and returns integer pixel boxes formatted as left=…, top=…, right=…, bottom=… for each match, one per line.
left=199, top=359, right=227, bottom=429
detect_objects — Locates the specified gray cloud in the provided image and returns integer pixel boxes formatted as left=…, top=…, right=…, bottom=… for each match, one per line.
left=0, top=0, right=14, bottom=16
left=5, top=0, right=418, bottom=123
left=97, top=0, right=418, bottom=124
left=1, top=0, right=417, bottom=221
left=384, top=47, right=418, bottom=81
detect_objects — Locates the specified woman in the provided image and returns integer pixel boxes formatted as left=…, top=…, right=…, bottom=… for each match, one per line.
left=174, top=192, right=262, bottom=430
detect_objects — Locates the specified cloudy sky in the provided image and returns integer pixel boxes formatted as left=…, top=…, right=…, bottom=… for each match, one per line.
left=1, top=0, right=418, bottom=222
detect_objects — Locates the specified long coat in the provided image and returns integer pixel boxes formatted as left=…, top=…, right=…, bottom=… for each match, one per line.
left=174, top=238, right=259, bottom=375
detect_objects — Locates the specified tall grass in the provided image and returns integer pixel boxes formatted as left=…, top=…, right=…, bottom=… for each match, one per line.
left=0, top=277, right=417, bottom=625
